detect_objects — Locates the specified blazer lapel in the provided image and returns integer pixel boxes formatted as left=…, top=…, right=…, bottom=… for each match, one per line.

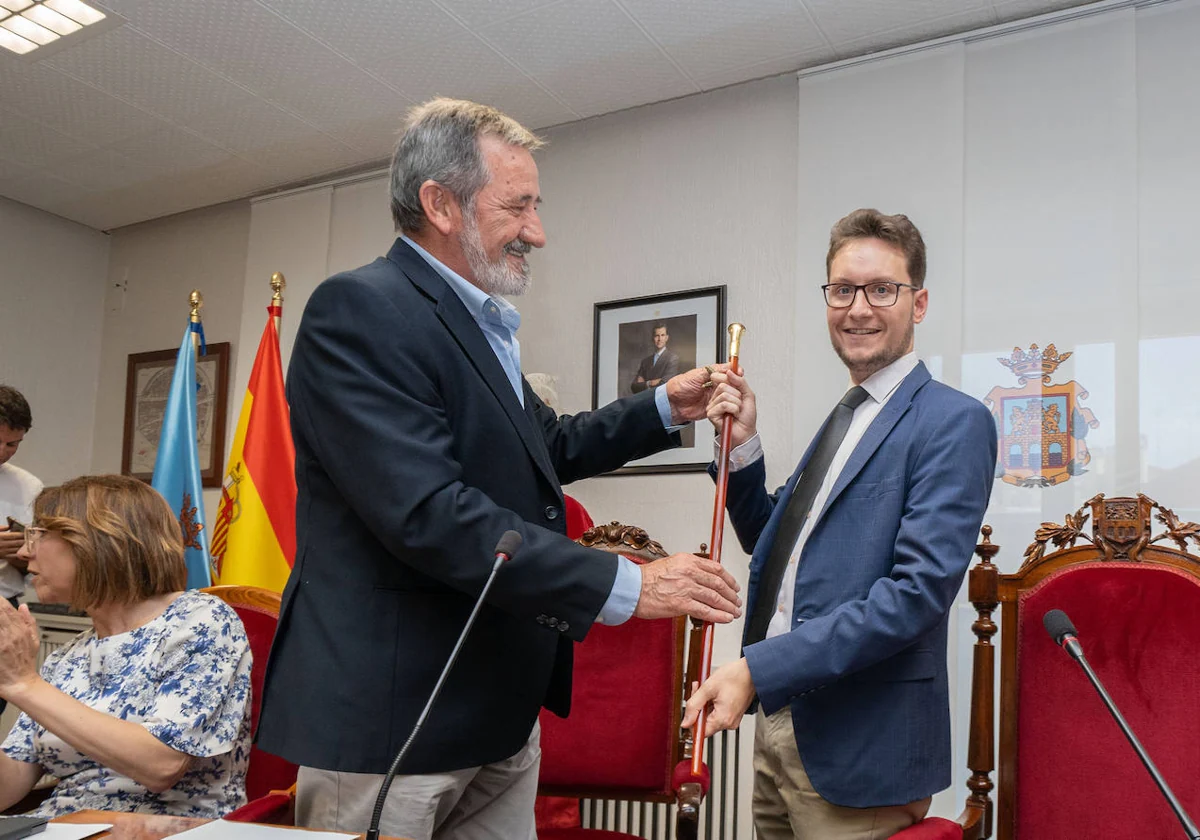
left=387, top=239, right=560, bottom=490
left=819, top=362, right=932, bottom=519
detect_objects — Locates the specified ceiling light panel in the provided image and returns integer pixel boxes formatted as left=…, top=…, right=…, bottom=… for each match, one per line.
left=23, top=3, right=80, bottom=33
left=0, top=0, right=105, bottom=54
left=44, top=0, right=103, bottom=25
left=0, top=25, right=34, bottom=52
left=2, top=14, right=58, bottom=44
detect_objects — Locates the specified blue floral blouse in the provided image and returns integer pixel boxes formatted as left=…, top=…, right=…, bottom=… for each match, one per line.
left=1, top=590, right=252, bottom=818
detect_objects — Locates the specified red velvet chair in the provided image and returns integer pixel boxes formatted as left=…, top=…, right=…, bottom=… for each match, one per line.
left=538, top=522, right=709, bottom=840
left=202, top=585, right=300, bottom=825
left=895, top=493, right=1200, bottom=840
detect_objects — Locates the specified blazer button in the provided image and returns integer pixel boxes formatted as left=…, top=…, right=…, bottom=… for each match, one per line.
left=536, top=615, right=548, bottom=625
left=559, top=620, right=570, bottom=632
left=544, top=506, right=559, bottom=520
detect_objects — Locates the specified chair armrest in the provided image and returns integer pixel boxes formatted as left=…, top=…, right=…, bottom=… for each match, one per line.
left=224, top=784, right=296, bottom=825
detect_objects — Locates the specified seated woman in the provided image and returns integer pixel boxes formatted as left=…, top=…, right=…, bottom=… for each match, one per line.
left=0, top=474, right=252, bottom=818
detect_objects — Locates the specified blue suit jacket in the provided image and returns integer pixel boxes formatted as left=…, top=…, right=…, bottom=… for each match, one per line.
left=725, top=362, right=997, bottom=807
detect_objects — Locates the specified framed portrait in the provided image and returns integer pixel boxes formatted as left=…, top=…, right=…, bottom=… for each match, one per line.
left=121, top=342, right=231, bottom=488
left=592, top=286, right=727, bottom=474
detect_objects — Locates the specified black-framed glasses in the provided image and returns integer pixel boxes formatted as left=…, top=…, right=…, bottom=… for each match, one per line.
left=821, top=281, right=917, bottom=309
left=23, top=527, right=47, bottom=554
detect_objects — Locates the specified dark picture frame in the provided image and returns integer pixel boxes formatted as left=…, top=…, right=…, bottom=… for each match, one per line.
left=592, top=286, right=727, bottom=474
left=121, top=341, right=231, bottom=488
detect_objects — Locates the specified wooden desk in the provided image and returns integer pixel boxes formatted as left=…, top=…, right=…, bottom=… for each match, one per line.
left=54, top=810, right=405, bottom=839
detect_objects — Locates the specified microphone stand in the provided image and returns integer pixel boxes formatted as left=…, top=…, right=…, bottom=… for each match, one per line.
left=1065, top=640, right=1200, bottom=840
left=364, top=548, right=511, bottom=840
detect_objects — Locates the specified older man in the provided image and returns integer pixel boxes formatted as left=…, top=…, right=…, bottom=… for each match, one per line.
left=258, top=99, right=741, bottom=840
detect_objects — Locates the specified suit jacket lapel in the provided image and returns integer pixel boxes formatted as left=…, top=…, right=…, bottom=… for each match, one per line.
left=819, top=362, right=932, bottom=520
left=387, top=239, right=560, bottom=490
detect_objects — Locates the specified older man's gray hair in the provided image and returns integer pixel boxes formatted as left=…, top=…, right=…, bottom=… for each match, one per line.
left=390, top=98, right=544, bottom=234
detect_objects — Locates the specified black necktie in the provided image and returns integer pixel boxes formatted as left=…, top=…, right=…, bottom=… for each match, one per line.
left=744, top=385, right=871, bottom=646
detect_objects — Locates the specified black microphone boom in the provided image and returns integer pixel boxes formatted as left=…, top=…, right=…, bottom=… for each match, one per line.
left=364, top=530, right=522, bottom=840
left=1043, top=608, right=1200, bottom=840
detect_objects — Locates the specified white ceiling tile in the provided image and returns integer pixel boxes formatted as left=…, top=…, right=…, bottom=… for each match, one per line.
left=993, top=0, right=1102, bottom=24
left=834, top=6, right=999, bottom=57
left=176, top=95, right=330, bottom=155
left=692, top=45, right=835, bottom=91
left=805, top=0, right=993, bottom=45
left=619, top=0, right=827, bottom=79
left=328, top=112, right=405, bottom=159
left=480, top=0, right=695, bottom=114
left=127, top=0, right=352, bottom=95
left=359, top=27, right=576, bottom=125
left=258, top=0, right=465, bottom=66
left=91, top=0, right=154, bottom=14
left=103, top=126, right=235, bottom=171
left=44, top=27, right=262, bottom=130
left=433, top=0, right=560, bottom=28
left=0, top=63, right=168, bottom=147
left=257, top=62, right=414, bottom=134
left=47, top=147, right=172, bottom=192
left=236, top=132, right=368, bottom=183
left=0, top=158, right=34, bottom=181
left=0, top=105, right=97, bottom=167
left=0, top=171, right=93, bottom=214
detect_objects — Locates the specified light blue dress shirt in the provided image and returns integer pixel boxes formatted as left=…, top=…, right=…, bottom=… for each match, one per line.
left=403, top=236, right=665, bottom=626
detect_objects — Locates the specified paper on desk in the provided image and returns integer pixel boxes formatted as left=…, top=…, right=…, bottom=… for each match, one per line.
left=170, top=821, right=359, bottom=839
left=42, top=825, right=112, bottom=840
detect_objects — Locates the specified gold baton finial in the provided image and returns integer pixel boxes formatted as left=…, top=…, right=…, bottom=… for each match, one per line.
left=188, top=290, right=203, bottom=322
left=727, top=323, right=746, bottom=359
left=270, top=272, right=286, bottom=305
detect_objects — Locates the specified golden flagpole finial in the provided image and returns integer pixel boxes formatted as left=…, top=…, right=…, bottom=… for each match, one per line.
left=270, top=272, right=286, bottom=305
left=189, top=289, right=204, bottom=322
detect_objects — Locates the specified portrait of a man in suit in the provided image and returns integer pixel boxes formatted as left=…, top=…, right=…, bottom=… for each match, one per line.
left=629, top=323, right=681, bottom=394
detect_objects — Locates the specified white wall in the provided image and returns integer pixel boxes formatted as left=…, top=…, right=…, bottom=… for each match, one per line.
left=92, top=200, right=251, bottom=522
left=0, top=196, right=109, bottom=485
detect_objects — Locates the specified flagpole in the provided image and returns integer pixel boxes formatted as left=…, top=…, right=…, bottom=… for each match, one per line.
left=270, top=272, right=286, bottom=335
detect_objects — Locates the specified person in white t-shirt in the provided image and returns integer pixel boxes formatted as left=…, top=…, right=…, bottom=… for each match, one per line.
left=0, top=386, right=42, bottom=718
left=0, top=387, right=42, bottom=604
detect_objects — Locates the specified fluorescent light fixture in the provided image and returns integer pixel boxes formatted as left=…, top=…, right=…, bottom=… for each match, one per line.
left=23, top=3, right=80, bottom=33
left=0, top=25, right=35, bottom=52
left=0, top=0, right=104, bottom=53
left=1, top=13, right=57, bottom=44
left=44, top=0, right=104, bottom=25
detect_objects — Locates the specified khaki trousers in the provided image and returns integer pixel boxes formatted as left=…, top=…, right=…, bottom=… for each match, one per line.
left=296, top=722, right=540, bottom=840
left=753, top=709, right=930, bottom=840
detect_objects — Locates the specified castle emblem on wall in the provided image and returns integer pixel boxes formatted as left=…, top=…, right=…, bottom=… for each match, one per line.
left=982, top=343, right=1100, bottom=488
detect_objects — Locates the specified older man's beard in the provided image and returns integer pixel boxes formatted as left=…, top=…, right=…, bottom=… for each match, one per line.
left=460, top=211, right=532, bottom=297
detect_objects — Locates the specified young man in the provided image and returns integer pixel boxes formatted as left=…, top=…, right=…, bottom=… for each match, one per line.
left=686, top=209, right=998, bottom=838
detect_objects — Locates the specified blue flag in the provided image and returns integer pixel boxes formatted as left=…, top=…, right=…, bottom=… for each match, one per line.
left=151, top=323, right=212, bottom=589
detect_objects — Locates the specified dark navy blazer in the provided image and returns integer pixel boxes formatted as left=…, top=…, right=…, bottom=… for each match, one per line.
left=725, top=362, right=997, bottom=808
left=258, top=239, right=677, bottom=775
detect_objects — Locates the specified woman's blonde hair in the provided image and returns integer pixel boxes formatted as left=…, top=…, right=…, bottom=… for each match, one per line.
left=34, top=474, right=186, bottom=610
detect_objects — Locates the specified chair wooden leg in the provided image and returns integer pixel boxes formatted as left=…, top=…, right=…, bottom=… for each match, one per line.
left=676, top=781, right=702, bottom=840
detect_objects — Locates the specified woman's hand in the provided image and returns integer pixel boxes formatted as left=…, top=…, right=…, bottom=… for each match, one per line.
left=0, top=601, right=40, bottom=698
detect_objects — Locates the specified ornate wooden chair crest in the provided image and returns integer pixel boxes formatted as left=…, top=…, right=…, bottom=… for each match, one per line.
left=538, top=521, right=709, bottom=840
left=899, top=494, right=1200, bottom=840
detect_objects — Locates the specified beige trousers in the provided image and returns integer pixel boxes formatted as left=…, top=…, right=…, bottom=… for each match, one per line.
left=753, top=709, right=930, bottom=840
left=296, top=722, right=540, bottom=840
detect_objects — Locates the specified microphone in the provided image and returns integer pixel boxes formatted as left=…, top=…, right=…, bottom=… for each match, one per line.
left=1043, top=609, right=1200, bottom=840
left=364, top=530, right=522, bottom=840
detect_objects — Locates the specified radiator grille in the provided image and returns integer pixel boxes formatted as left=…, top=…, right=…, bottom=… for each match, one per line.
left=580, top=725, right=751, bottom=839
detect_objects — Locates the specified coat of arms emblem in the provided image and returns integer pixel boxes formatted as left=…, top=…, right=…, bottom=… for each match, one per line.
left=983, top=343, right=1100, bottom=488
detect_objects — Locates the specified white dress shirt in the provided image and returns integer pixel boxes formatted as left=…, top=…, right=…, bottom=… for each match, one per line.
left=723, top=352, right=920, bottom=639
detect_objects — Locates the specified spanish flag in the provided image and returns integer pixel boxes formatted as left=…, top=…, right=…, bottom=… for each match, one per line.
left=212, top=301, right=295, bottom=590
